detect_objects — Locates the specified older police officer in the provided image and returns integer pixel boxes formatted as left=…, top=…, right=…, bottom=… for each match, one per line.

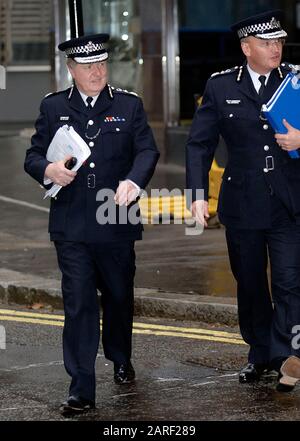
left=186, top=10, right=300, bottom=391
left=25, top=34, right=159, bottom=415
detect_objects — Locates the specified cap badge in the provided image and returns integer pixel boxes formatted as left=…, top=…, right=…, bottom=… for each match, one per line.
left=85, top=41, right=94, bottom=54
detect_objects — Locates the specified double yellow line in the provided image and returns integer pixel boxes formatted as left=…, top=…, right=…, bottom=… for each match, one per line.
left=0, top=308, right=245, bottom=345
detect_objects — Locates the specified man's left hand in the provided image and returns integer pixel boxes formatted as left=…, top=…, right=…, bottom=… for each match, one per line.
left=275, top=119, right=300, bottom=151
left=115, top=180, right=139, bottom=206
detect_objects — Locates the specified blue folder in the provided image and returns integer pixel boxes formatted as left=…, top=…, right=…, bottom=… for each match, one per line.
left=262, top=72, right=300, bottom=159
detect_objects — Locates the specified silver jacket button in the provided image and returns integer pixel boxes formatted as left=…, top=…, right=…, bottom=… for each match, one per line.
left=263, top=168, right=269, bottom=173
left=263, top=124, right=269, bottom=130
left=264, top=145, right=270, bottom=151
left=89, top=141, right=94, bottom=147
left=88, top=120, right=94, bottom=126
left=89, top=162, right=95, bottom=168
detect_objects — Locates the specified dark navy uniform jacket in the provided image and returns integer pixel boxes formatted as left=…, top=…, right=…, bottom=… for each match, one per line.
left=186, top=63, right=300, bottom=229
left=25, top=84, right=159, bottom=242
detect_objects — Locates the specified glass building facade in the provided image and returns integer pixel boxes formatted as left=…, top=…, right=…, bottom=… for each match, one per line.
left=82, top=0, right=142, bottom=93
left=1, top=0, right=300, bottom=158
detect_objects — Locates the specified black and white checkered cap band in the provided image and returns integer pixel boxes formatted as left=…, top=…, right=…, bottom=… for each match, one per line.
left=238, top=18, right=287, bottom=39
left=65, top=41, right=106, bottom=56
left=74, top=52, right=108, bottom=64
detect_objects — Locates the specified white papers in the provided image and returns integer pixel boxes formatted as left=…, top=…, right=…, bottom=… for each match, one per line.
left=44, top=125, right=91, bottom=199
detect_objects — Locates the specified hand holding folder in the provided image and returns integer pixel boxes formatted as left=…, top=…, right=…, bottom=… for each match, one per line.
left=44, top=125, right=91, bottom=198
left=262, top=72, right=300, bottom=159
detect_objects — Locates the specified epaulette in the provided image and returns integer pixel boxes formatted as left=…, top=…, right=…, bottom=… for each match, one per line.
left=280, top=62, right=300, bottom=72
left=210, top=66, right=239, bottom=79
left=109, top=84, right=138, bottom=97
left=44, top=89, right=67, bottom=99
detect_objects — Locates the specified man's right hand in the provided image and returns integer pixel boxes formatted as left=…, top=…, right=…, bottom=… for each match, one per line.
left=44, top=156, right=77, bottom=187
left=191, top=200, right=210, bottom=228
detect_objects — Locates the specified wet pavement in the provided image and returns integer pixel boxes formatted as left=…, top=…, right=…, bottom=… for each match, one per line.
left=1, top=304, right=300, bottom=422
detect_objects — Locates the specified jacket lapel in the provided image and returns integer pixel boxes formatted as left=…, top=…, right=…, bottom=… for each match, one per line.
left=237, top=67, right=260, bottom=103
left=237, top=66, right=286, bottom=108
left=68, top=85, right=113, bottom=116
left=68, top=86, right=88, bottom=114
left=261, top=69, right=283, bottom=104
left=89, top=85, right=113, bottom=118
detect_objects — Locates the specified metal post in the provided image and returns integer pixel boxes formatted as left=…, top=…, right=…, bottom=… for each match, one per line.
left=68, top=0, right=84, bottom=38
left=53, top=0, right=69, bottom=90
left=53, top=0, right=84, bottom=90
left=161, top=0, right=180, bottom=127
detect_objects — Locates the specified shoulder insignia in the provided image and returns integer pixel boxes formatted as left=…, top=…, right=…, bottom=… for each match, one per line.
left=281, top=62, right=300, bottom=72
left=210, top=66, right=239, bottom=79
left=44, top=88, right=70, bottom=99
left=110, top=85, right=139, bottom=97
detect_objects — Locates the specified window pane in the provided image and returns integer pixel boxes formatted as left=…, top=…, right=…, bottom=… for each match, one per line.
left=179, top=0, right=281, bottom=30
left=82, top=0, right=142, bottom=92
left=0, top=0, right=52, bottom=66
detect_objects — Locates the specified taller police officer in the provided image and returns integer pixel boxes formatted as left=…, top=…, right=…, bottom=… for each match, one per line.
left=186, top=10, right=300, bottom=391
left=24, top=34, right=159, bottom=415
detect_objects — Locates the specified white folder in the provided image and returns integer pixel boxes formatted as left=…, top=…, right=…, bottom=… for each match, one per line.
left=44, top=125, right=91, bottom=199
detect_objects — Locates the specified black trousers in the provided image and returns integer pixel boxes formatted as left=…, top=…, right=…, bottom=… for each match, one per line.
left=225, top=195, right=300, bottom=367
left=54, top=240, right=136, bottom=401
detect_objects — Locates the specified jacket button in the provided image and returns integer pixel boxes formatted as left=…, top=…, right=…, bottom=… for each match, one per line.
left=263, top=124, right=269, bottom=130
left=89, top=141, right=94, bottom=147
left=89, top=162, right=95, bottom=168
left=116, top=127, right=120, bottom=131
left=263, top=168, right=269, bottom=173
left=227, top=176, right=231, bottom=181
left=229, top=114, right=233, bottom=118
left=88, top=120, right=94, bottom=126
left=264, top=145, right=270, bottom=151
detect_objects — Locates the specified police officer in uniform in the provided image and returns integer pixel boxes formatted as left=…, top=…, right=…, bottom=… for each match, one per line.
left=186, top=10, right=300, bottom=391
left=24, top=34, right=159, bottom=414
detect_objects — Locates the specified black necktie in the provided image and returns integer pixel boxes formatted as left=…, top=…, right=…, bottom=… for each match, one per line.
left=258, top=75, right=266, bottom=97
left=86, top=96, right=93, bottom=110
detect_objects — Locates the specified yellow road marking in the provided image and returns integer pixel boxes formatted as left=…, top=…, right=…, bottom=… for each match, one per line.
left=0, top=315, right=63, bottom=327
left=0, top=308, right=241, bottom=339
left=0, top=309, right=64, bottom=321
left=133, top=322, right=242, bottom=338
left=0, top=308, right=244, bottom=345
left=133, top=329, right=244, bottom=345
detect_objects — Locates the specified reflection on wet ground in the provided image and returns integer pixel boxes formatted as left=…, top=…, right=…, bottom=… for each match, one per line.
left=1, top=310, right=300, bottom=421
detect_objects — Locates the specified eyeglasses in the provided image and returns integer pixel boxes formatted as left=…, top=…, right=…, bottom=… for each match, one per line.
left=256, top=38, right=285, bottom=49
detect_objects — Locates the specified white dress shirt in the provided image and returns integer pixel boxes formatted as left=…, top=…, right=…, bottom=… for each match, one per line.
left=247, top=65, right=271, bottom=93
left=78, top=90, right=99, bottom=107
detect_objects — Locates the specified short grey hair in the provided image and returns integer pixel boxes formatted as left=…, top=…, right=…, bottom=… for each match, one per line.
left=240, top=37, right=250, bottom=44
left=66, top=58, right=76, bottom=68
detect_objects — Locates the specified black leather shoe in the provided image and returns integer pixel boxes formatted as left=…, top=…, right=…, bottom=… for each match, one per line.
left=239, top=363, right=269, bottom=383
left=60, top=395, right=95, bottom=416
left=114, top=361, right=135, bottom=385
